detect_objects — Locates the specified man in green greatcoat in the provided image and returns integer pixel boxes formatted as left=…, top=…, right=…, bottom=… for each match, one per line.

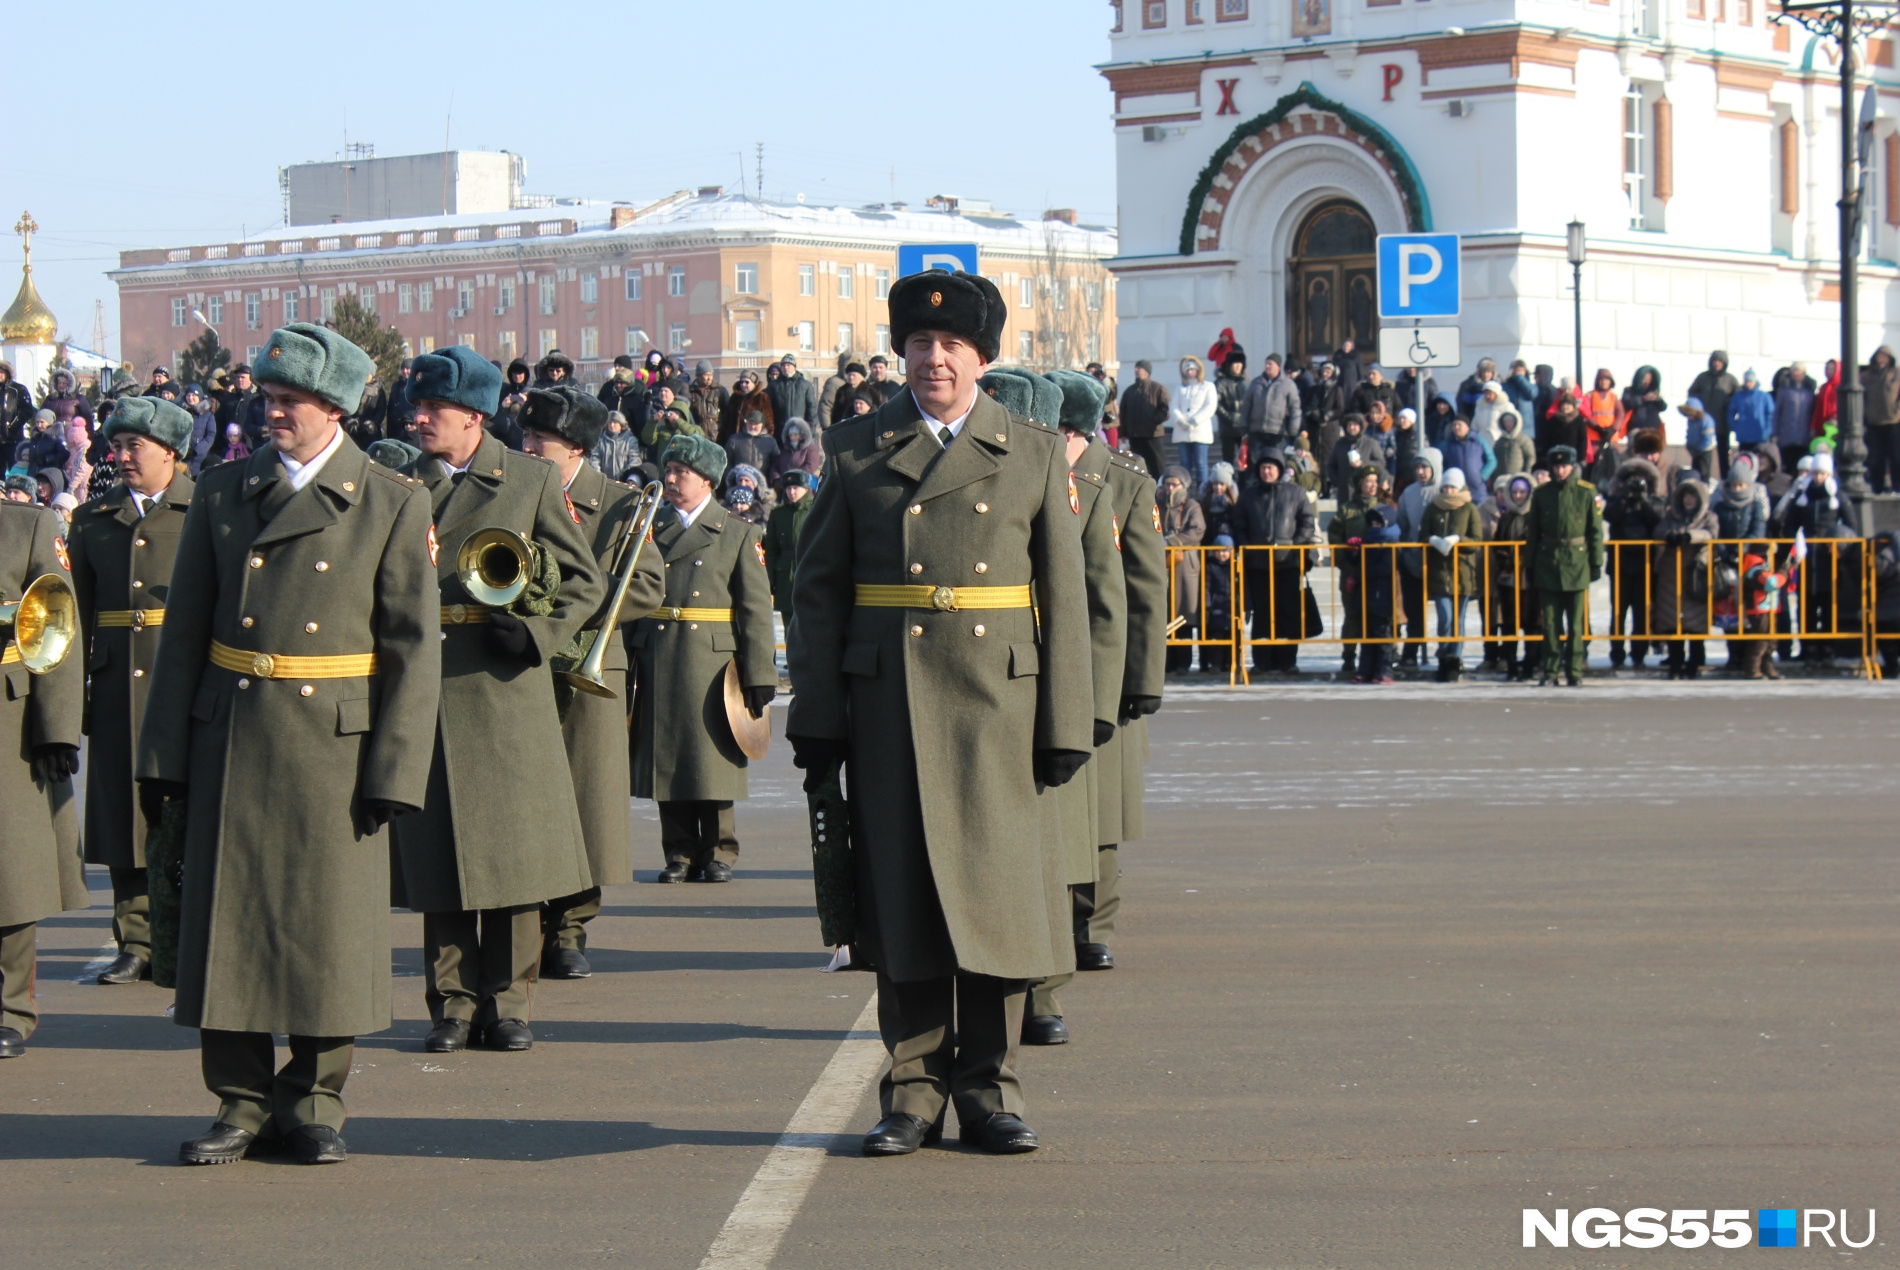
left=788, top=270, right=1094, bottom=1157
left=1525, top=443, right=1604, bottom=686
left=68, top=395, right=195, bottom=985
left=137, top=323, right=441, bottom=1164
left=628, top=432, right=778, bottom=883
left=762, top=469, right=814, bottom=616
left=392, top=347, right=604, bottom=1053
left=0, top=499, right=86, bottom=1059
left=518, top=386, right=664, bottom=979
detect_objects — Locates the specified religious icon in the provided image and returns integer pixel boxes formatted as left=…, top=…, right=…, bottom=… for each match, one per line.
left=1292, top=0, right=1331, bottom=37
left=1348, top=274, right=1374, bottom=346
left=1304, top=275, right=1333, bottom=356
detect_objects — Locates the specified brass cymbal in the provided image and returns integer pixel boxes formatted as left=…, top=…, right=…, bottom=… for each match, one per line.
left=723, top=658, right=772, bottom=761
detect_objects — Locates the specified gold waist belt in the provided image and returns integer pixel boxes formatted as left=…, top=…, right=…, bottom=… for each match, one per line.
left=1, top=644, right=18, bottom=666
left=209, top=639, right=378, bottom=680
left=441, top=603, right=492, bottom=625
left=646, top=607, right=733, bottom=622
left=854, top=584, right=1033, bottom=613
left=97, top=608, right=165, bottom=630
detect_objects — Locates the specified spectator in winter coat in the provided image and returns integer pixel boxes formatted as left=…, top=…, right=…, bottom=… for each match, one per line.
left=1689, top=350, right=1740, bottom=473
left=1391, top=407, right=1422, bottom=495
left=1623, top=365, right=1666, bottom=434
left=185, top=390, right=219, bottom=474
left=769, top=419, right=824, bottom=493
left=1233, top=446, right=1320, bottom=673
left=1811, top=359, right=1841, bottom=446
left=864, top=355, right=903, bottom=405
left=1327, top=412, right=1386, bottom=498
left=1305, top=360, right=1346, bottom=468
left=1240, top=354, right=1301, bottom=452
left=1651, top=479, right=1719, bottom=678
left=1422, top=467, right=1484, bottom=678
left=1437, top=415, right=1496, bottom=500
left=1455, top=358, right=1500, bottom=419
left=597, top=354, right=645, bottom=423
left=762, top=471, right=815, bottom=615
left=1395, top=367, right=1438, bottom=420
left=1349, top=365, right=1399, bottom=422
left=816, top=353, right=854, bottom=428
left=1492, top=410, right=1535, bottom=478
left=1485, top=474, right=1539, bottom=678
left=1503, top=360, right=1538, bottom=418
left=1200, top=534, right=1236, bottom=674
left=642, top=403, right=703, bottom=453
left=1168, top=356, right=1217, bottom=490
left=1870, top=530, right=1900, bottom=678
left=1680, top=397, right=1718, bottom=482
left=719, top=370, right=775, bottom=441
left=1582, top=369, right=1626, bottom=465
left=1861, top=344, right=1900, bottom=492
left=20, top=410, right=67, bottom=473
left=1603, top=457, right=1665, bottom=669
left=1118, top=360, right=1170, bottom=477
left=1214, top=352, right=1249, bottom=467
left=1329, top=465, right=1387, bottom=677
left=41, top=369, right=92, bottom=430
left=1726, top=369, right=1774, bottom=455
left=35, top=466, right=65, bottom=507
left=1201, top=461, right=1239, bottom=543
left=1470, top=379, right=1512, bottom=442
left=0, top=360, right=37, bottom=448
left=588, top=411, right=643, bottom=482
left=1773, top=362, right=1818, bottom=473
left=1539, top=391, right=1590, bottom=466
left=690, top=361, right=729, bottom=435
left=725, top=463, right=774, bottom=521
left=766, top=356, right=818, bottom=436
left=500, top=359, right=535, bottom=433
left=1395, top=446, right=1444, bottom=668
left=1160, top=465, right=1207, bottom=672
left=1712, top=459, right=1769, bottom=582
left=724, top=411, right=781, bottom=474
left=62, top=420, right=93, bottom=502
left=534, top=349, right=575, bottom=389
left=1783, top=452, right=1862, bottom=661
left=1423, top=392, right=1459, bottom=447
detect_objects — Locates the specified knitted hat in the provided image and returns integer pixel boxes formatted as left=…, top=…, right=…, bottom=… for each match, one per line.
left=102, top=395, right=193, bottom=454
left=521, top=385, right=608, bottom=451
left=887, top=270, right=1006, bottom=363
left=661, top=432, right=727, bottom=484
left=1045, top=368, right=1108, bottom=434
left=407, top=345, right=502, bottom=417
left=253, top=323, right=375, bottom=414
left=1443, top=467, right=1468, bottom=489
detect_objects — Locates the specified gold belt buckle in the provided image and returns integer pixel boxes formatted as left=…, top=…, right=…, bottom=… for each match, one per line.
left=449, top=603, right=468, bottom=624
left=251, top=653, right=275, bottom=677
left=130, top=610, right=147, bottom=632
left=930, top=586, right=958, bottom=612
left=668, top=606, right=683, bottom=620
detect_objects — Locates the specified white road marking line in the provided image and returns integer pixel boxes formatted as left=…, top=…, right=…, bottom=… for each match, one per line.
left=74, top=939, right=119, bottom=983
left=698, top=993, right=883, bottom=1270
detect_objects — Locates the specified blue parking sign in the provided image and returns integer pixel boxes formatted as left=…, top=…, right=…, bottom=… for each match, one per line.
left=897, top=243, right=979, bottom=278
left=1377, top=233, right=1460, bottom=319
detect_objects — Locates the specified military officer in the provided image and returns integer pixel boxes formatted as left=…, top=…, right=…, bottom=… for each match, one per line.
left=391, top=346, right=604, bottom=1052
left=67, top=396, right=195, bottom=985
left=787, top=270, right=1094, bottom=1156
left=137, top=323, right=441, bottom=1163
left=1525, top=443, right=1603, bottom=687
left=629, top=433, right=777, bottom=883
left=518, top=386, right=664, bottom=978
left=0, top=499, right=85, bottom=1058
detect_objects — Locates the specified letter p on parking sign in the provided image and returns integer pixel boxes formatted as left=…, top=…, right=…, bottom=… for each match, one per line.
left=1377, top=233, right=1460, bottom=319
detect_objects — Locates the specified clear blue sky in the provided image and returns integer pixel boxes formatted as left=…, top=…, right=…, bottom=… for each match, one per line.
left=2, top=0, right=1117, bottom=363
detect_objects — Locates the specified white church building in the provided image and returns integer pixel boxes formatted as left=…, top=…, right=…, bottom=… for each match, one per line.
left=1103, top=0, right=1900, bottom=425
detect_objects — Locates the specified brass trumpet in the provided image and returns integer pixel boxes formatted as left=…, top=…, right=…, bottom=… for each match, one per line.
left=456, top=528, right=536, bottom=608
left=1, top=573, right=79, bottom=674
left=563, top=482, right=665, bottom=700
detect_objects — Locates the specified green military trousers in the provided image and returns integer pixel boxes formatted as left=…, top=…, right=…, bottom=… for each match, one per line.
left=877, top=970, right=1027, bottom=1127
left=110, top=866, right=150, bottom=956
left=423, top=906, right=540, bottom=1026
left=1540, top=588, right=1589, bottom=678
left=200, top=1030, right=354, bottom=1134
left=0, top=922, right=38, bottom=1039
left=542, top=887, right=602, bottom=953
left=657, top=800, right=738, bottom=869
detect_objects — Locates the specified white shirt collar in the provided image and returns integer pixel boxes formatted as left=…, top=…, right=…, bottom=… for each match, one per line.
left=912, top=389, right=975, bottom=446
left=278, top=425, right=346, bottom=492
left=674, top=490, right=715, bottom=528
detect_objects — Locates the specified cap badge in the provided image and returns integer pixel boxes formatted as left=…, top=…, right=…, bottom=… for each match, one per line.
left=268, top=347, right=282, bottom=359
left=929, top=292, right=943, bottom=307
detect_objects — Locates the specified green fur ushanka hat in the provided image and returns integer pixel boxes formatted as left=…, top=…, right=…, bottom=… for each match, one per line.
left=660, top=432, right=727, bottom=485
left=980, top=366, right=1063, bottom=427
left=101, top=395, right=193, bottom=454
left=521, top=385, right=608, bottom=451
left=253, top=323, right=375, bottom=414
left=406, top=344, right=502, bottom=417
left=888, top=270, right=1007, bottom=363
left=1045, top=369, right=1109, bottom=435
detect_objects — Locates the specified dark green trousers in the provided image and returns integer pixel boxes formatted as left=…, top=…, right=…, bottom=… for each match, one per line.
left=657, top=800, right=738, bottom=867
left=542, top=886, right=602, bottom=952
left=0, top=922, right=37, bottom=1038
left=110, top=866, right=150, bottom=955
left=1083, top=845, right=1121, bottom=944
left=1540, top=588, right=1590, bottom=677
left=199, top=1029, right=354, bottom=1134
left=423, top=905, right=540, bottom=1025
left=877, top=970, right=1026, bottom=1124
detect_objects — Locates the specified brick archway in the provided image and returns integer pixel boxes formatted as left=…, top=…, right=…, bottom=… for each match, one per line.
left=1179, top=82, right=1431, bottom=256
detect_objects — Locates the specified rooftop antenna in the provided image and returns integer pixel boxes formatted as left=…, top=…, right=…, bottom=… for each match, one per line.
left=755, top=142, right=763, bottom=200
left=442, top=92, right=455, bottom=214
left=92, top=299, right=105, bottom=357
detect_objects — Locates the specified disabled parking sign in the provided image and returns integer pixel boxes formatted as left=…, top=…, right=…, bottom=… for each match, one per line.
left=1377, top=233, right=1460, bottom=319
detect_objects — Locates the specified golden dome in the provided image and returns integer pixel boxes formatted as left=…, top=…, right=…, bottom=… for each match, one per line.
left=0, top=266, right=57, bottom=345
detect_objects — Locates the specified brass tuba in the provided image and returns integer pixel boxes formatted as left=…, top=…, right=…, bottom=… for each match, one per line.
left=1, top=573, right=79, bottom=674
left=563, top=482, right=665, bottom=700
left=456, top=528, right=536, bottom=607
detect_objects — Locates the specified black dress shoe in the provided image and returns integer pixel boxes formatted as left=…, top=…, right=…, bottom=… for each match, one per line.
left=700, top=860, right=733, bottom=883
left=686, top=864, right=707, bottom=882
left=0, top=1026, right=24, bottom=1058
left=178, top=1122, right=257, bottom=1165
left=425, top=1018, right=470, bottom=1053
left=485, top=1018, right=534, bottom=1050
left=97, top=950, right=151, bottom=985
left=1021, top=1014, right=1070, bottom=1045
left=961, top=1111, right=1039, bottom=1154
left=1075, top=943, right=1115, bottom=971
left=285, top=1124, right=348, bottom=1164
left=861, top=1112, right=942, bottom=1156
left=541, top=946, right=592, bottom=979
left=657, top=861, right=689, bottom=883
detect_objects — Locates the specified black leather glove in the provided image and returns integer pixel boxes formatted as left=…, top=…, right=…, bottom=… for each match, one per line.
left=1036, top=748, right=1091, bottom=788
left=742, top=684, right=776, bottom=717
left=788, top=734, right=850, bottom=793
left=1120, top=694, right=1162, bottom=722
left=485, top=611, right=538, bottom=663
left=139, top=778, right=186, bottom=828
left=357, top=798, right=415, bottom=836
left=1092, top=718, right=1116, bottom=748
left=31, top=743, right=80, bottom=785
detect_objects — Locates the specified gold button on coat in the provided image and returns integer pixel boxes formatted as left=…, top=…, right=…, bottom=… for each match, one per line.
left=973, top=624, right=986, bottom=636
left=974, top=562, right=989, bottom=573
left=909, top=563, right=923, bottom=574
left=240, top=616, right=255, bottom=628
left=131, top=579, right=143, bottom=588
left=304, top=622, right=319, bottom=633
left=974, top=502, right=989, bottom=513
left=908, top=504, right=921, bottom=515
left=249, top=556, right=264, bottom=568
left=314, top=561, right=329, bottom=572
left=134, top=538, right=147, bottom=547
left=237, top=677, right=251, bottom=689
left=299, top=685, right=314, bottom=697
left=132, top=668, right=145, bottom=677
left=909, top=625, right=923, bottom=637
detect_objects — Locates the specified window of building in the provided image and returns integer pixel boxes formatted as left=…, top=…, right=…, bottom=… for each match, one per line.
left=320, top=288, right=337, bottom=320
left=419, top=282, right=434, bottom=312
left=838, top=269, right=854, bottom=299
left=668, top=323, right=687, bottom=352
left=875, top=324, right=891, bottom=355
left=318, top=237, right=341, bottom=251
left=452, top=228, right=480, bottom=242
left=581, top=271, right=598, bottom=303
left=1686, top=0, right=1704, bottom=17
left=1186, top=0, right=1203, bottom=21
left=1217, top=0, right=1247, bottom=18
left=735, top=262, right=759, bottom=293
left=1087, top=333, right=1102, bottom=362
left=838, top=322, right=854, bottom=353
left=625, top=272, right=642, bottom=301
left=1019, top=277, right=1034, bottom=308
left=539, top=276, right=556, bottom=314
left=458, top=281, right=474, bottom=314
left=668, top=267, right=686, bottom=297
left=399, top=283, right=413, bottom=314
left=874, top=267, right=892, bottom=299
left=356, top=285, right=375, bottom=313
left=498, top=279, right=514, bottom=310
left=1623, top=88, right=1647, bottom=227
left=498, top=330, right=517, bottom=361
left=245, top=293, right=261, bottom=329
left=1085, top=281, right=1103, bottom=312
left=205, top=245, right=229, bottom=259
left=419, top=336, right=435, bottom=354
left=799, top=264, right=815, bottom=296
left=1143, top=0, right=1167, bottom=27
left=280, top=240, right=303, bottom=254
left=459, top=333, right=477, bottom=349
left=171, top=298, right=186, bottom=327
left=581, top=327, right=599, bottom=360
left=736, top=319, right=760, bottom=352
left=797, top=321, right=814, bottom=352
left=1019, top=330, right=1035, bottom=361
left=283, top=294, right=300, bottom=324
left=246, top=345, right=263, bottom=363
left=626, top=327, right=643, bottom=355
left=538, top=329, right=558, bottom=359
left=207, top=295, right=224, bottom=325
left=1052, top=279, right=1067, bottom=311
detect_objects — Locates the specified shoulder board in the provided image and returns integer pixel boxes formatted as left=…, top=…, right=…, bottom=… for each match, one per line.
left=367, top=463, right=418, bottom=488
left=1014, top=414, right=1059, bottom=436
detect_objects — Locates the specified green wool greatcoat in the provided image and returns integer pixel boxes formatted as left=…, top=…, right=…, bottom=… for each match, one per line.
left=136, top=438, right=441, bottom=1036
left=561, top=463, right=663, bottom=887
left=787, top=390, right=1094, bottom=983
left=69, top=475, right=194, bottom=869
left=0, top=502, right=86, bottom=928
left=1096, top=451, right=1167, bottom=847
left=1526, top=475, right=1605, bottom=593
left=628, top=496, right=778, bottom=803
left=392, top=433, right=605, bottom=913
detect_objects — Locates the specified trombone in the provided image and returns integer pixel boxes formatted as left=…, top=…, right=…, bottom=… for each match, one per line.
left=2, top=573, right=79, bottom=674
left=456, top=528, right=536, bottom=607
left=564, top=481, right=666, bottom=700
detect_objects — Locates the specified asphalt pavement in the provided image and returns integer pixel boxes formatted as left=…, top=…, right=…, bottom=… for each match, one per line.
left=7, top=686, right=1897, bottom=1268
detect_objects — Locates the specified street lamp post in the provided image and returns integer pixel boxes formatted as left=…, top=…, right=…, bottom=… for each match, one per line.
left=1566, top=219, right=1586, bottom=394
